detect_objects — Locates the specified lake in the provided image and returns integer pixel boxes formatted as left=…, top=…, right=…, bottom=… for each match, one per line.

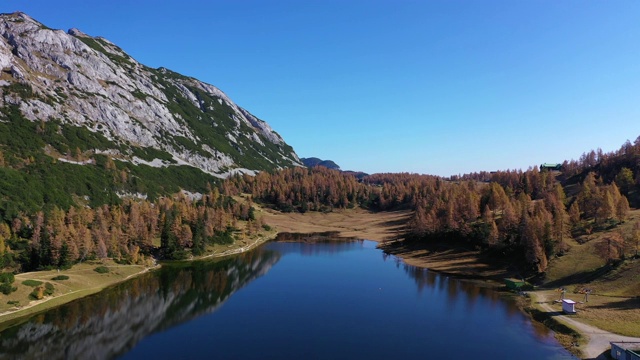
left=0, top=239, right=575, bottom=359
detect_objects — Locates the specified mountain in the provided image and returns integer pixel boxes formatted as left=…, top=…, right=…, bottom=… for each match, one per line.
left=0, top=12, right=301, bottom=214
left=301, top=157, right=341, bottom=170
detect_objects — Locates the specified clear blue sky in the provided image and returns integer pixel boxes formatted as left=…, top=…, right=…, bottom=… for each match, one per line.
left=4, top=1, right=640, bottom=176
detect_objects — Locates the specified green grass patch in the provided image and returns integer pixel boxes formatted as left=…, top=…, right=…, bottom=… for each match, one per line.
left=51, top=275, right=69, bottom=281
left=21, top=279, right=43, bottom=287
left=93, top=266, right=109, bottom=274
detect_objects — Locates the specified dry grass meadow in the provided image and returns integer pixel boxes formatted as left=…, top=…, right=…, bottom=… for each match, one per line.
left=0, top=260, right=152, bottom=328
left=261, top=207, right=411, bottom=242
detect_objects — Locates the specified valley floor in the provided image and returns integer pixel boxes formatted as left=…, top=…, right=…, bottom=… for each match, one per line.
left=1, top=207, right=638, bottom=360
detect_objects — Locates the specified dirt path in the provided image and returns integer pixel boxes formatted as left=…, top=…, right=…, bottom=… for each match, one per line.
left=533, top=292, right=640, bottom=359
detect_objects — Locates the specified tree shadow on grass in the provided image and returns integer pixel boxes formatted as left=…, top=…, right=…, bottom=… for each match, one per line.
left=590, top=297, right=640, bottom=310
left=544, top=263, right=617, bottom=288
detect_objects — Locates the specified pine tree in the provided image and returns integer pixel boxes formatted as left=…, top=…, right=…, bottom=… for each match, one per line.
left=615, top=195, right=630, bottom=223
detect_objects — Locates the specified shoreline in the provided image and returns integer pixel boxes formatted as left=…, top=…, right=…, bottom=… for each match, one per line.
left=0, top=208, right=636, bottom=359
left=0, top=264, right=158, bottom=328
left=0, top=231, right=277, bottom=328
left=261, top=208, right=640, bottom=359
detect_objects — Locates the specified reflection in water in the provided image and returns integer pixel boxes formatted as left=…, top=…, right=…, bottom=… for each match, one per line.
left=399, top=257, right=555, bottom=342
left=0, top=238, right=572, bottom=360
left=0, top=249, right=281, bottom=360
left=270, top=233, right=363, bottom=257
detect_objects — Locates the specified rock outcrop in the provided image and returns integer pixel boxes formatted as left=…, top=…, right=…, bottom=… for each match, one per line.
left=0, top=12, right=301, bottom=178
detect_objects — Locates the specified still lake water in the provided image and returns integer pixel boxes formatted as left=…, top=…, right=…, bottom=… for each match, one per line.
left=0, top=239, right=575, bottom=359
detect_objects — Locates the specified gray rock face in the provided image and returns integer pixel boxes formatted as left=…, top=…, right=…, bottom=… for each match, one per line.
left=0, top=12, right=301, bottom=176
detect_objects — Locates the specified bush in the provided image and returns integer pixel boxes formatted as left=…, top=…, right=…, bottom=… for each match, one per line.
left=0, top=272, right=15, bottom=284
left=7, top=300, right=19, bottom=306
left=29, top=286, right=44, bottom=300
left=0, top=282, right=16, bottom=295
left=94, top=266, right=109, bottom=274
left=0, top=272, right=16, bottom=295
left=262, top=224, right=272, bottom=231
left=44, top=282, right=54, bottom=296
left=51, top=275, right=69, bottom=281
left=21, top=279, right=43, bottom=287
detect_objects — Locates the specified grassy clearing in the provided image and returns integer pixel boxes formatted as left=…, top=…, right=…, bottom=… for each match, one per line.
left=0, top=259, right=151, bottom=325
left=261, top=207, right=411, bottom=242
left=538, top=209, right=640, bottom=337
left=573, top=294, right=640, bottom=337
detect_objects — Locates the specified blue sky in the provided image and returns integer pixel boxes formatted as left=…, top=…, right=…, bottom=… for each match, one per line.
left=4, top=1, right=640, bottom=176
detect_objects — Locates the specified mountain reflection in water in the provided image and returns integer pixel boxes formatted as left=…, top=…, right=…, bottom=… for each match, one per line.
left=0, top=238, right=572, bottom=360
left=0, top=248, right=281, bottom=360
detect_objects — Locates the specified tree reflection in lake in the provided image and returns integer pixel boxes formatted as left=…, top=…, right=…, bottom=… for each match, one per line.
left=0, top=238, right=573, bottom=360
left=398, top=255, right=557, bottom=342
left=0, top=248, right=281, bottom=360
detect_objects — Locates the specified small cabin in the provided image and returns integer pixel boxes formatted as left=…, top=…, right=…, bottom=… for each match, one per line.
left=611, top=342, right=640, bottom=360
left=504, top=278, right=526, bottom=290
left=562, top=299, right=576, bottom=314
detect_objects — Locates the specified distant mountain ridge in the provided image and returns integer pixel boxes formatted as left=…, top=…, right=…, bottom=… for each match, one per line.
left=301, top=157, right=341, bottom=170
left=301, top=157, right=369, bottom=179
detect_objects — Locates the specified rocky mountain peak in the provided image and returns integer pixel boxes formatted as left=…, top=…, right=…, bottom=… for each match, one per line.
left=0, top=12, right=301, bottom=179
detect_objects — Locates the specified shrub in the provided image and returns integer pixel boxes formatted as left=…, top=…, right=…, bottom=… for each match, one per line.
left=51, top=275, right=69, bottom=281
left=21, top=279, right=43, bottom=287
left=94, top=266, right=109, bottom=274
left=0, top=272, right=16, bottom=295
left=44, top=282, right=54, bottom=296
left=262, top=224, right=272, bottom=231
left=29, top=286, right=44, bottom=300
left=0, top=282, right=16, bottom=295
left=0, top=272, right=15, bottom=284
left=7, top=300, right=19, bottom=306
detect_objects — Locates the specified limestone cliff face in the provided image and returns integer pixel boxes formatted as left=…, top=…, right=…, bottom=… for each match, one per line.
left=0, top=12, right=301, bottom=178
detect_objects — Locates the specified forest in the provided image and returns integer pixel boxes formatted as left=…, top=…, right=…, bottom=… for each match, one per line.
left=226, top=136, right=640, bottom=275
left=0, top=188, right=262, bottom=273
left=0, top=136, right=639, bottom=279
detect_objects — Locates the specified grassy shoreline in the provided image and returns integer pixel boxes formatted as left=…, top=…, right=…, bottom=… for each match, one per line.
left=0, top=229, right=278, bottom=329
left=0, top=262, right=155, bottom=329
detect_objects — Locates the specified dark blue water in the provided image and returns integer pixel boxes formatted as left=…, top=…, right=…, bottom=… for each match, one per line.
left=0, top=240, right=575, bottom=360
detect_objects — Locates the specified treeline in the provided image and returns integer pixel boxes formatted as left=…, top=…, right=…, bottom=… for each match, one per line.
left=453, top=135, right=640, bottom=200
left=224, top=167, right=369, bottom=212
left=0, top=190, right=261, bottom=270
left=408, top=169, right=633, bottom=273
left=224, top=166, right=441, bottom=212
left=222, top=137, right=640, bottom=275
